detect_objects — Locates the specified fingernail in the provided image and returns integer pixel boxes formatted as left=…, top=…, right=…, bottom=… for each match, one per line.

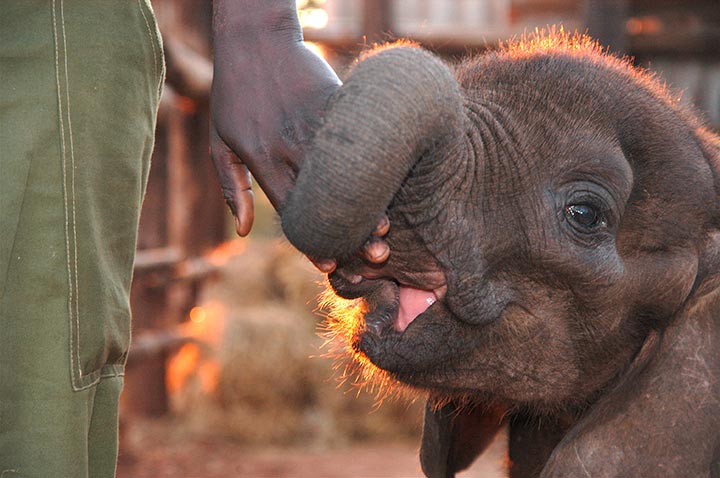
left=234, top=216, right=245, bottom=237
left=372, top=215, right=390, bottom=237
left=378, top=214, right=389, bottom=229
left=371, top=243, right=390, bottom=262
left=315, top=259, right=336, bottom=273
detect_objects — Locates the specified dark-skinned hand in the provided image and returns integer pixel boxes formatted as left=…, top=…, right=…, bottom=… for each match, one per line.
left=211, top=0, right=389, bottom=273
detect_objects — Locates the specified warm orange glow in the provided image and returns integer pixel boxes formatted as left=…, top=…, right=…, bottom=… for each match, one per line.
left=317, top=283, right=419, bottom=404
left=166, top=343, right=201, bottom=394
left=499, top=27, right=676, bottom=110
left=175, top=95, right=197, bottom=114
left=207, top=239, right=247, bottom=268
left=166, top=301, right=226, bottom=396
left=626, top=16, right=663, bottom=36
left=166, top=343, right=221, bottom=395
left=298, top=6, right=328, bottom=30
left=303, top=41, right=328, bottom=61
left=189, top=306, right=206, bottom=324
left=359, top=39, right=420, bottom=61
left=502, top=26, right=603, bottom=57
left=197, top=359, right=221, bottom=394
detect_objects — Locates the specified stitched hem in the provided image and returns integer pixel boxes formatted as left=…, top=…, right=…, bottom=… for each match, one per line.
left=68, top=365, right=125, bottom=392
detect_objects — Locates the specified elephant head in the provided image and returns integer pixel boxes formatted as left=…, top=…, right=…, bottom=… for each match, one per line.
left=281, top=33, right=720, bottom=477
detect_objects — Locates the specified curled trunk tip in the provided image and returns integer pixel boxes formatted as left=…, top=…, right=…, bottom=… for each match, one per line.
left=281, top=45, right=465, bottom=259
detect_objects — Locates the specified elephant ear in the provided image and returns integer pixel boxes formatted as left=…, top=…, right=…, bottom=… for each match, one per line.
left=698, top=128, right=720, bottom=229
left=695, top=128, right=720, bottom=293
left=420, top=400, right=505, bottom=478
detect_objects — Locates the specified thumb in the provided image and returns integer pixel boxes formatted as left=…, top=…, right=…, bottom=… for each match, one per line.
left=210, top=123, right=254, bottom=236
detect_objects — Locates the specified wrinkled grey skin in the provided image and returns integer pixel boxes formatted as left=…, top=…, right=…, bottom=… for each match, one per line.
left=281, top=37, right=720, bottom=478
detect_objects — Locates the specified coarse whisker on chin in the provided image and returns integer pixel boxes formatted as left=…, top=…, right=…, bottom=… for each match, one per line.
left=316, top=285, right=424, bottom=404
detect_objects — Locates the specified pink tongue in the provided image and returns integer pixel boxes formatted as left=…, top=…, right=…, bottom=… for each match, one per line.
left=395, top=286, right=436, bottom=332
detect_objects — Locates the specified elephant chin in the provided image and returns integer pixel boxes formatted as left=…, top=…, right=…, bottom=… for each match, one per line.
left=317, top=271, right=457, bottom=391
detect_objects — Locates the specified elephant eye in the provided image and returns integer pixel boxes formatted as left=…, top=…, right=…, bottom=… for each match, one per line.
left=565, top=204, right=605, bottom=231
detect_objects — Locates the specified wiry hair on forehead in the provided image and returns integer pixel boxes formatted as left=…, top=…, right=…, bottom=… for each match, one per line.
left=459, top=26, right=698, bottom=128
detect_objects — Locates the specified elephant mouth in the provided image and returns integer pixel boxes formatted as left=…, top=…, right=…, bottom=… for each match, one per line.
left=380, top=281, right=447, bottom=336
left=396, top=285, right=442, bottom=331
left=329, top=270, right=448, bottom=339
left=324, top=269, right=475, bottom=393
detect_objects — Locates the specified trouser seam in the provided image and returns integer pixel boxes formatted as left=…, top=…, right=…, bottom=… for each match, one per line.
left=59, top=0, right=83, bottom=390
left=53, top=0, right=89, bottom=392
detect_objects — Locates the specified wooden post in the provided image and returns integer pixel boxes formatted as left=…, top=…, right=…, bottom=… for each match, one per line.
left=363, top=0, right=394, bottom=45
left=584, top=0, right=628, bottom=54
left=123, top=0, right=225, bottom=419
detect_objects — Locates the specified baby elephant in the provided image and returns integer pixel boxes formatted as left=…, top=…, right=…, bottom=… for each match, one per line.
left=281, top=33, right=720, bottom=478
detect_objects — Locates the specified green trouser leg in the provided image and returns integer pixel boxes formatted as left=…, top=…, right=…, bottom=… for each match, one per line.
left=0, top=1, right=163, bottom=477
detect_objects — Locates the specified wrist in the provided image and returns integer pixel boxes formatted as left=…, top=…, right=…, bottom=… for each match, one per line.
left=213, top=0, right=303, bottom=43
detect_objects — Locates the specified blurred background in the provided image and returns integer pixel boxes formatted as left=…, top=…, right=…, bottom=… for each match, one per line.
left=118, top=1, right=719, bottom=476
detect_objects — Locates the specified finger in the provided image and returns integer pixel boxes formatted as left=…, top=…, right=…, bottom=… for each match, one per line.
left=309, top=256, right=337, bottom=274
left=232, top=188, right=254, bottom=237
left=362, top=237, right=390, bottom=264
left=371, top=213, right=390, bottom=237
left=210, top=124, right=255, bottom=236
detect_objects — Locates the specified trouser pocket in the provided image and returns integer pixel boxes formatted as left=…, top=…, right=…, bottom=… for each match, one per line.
left=50, top=0, right=163, bottom=389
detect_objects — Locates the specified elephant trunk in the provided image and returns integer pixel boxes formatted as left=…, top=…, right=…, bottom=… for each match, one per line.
left=281, top=46, right=465, bottom=259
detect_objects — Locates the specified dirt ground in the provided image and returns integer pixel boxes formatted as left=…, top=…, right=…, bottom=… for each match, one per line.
left=117, top=417, right=508, bottom=478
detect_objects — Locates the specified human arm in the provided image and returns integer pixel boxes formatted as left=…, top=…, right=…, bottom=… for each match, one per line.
left=210, top=0, right=389, bottom=270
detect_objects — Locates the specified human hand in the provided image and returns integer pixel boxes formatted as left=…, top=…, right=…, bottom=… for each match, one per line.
left=211, top=1, right=340, bottom=236
left=210, top=1, right=390, bottom=271
left=310, top=213, right=390, bottom=273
